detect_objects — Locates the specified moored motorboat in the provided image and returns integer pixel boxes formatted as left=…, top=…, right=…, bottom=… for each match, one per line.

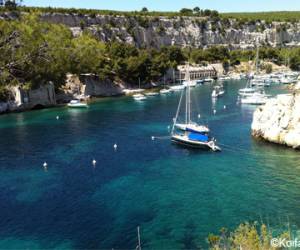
left=183, top=80, right=197, bottom=87
left=145, top=92, right=159, bottom=96
left=204, top=78, right=214, bottom=83
left=212, top=85, right=225, bottom=98
left=240, top=93, right=268, bottom=105
left=133, top=94, right=146, bottom=100
left=280, top=77, right=297, bottom=84
left=170, top=85, right=185, bottom=91
left=250, top=79, right=271, bottom=87
left=239, top=87, right=258, bottom=97
left=160, top=89, right=171, bottom=94
left=196, top=79, right=204, bottom=84
left=68, top=99, right=88, bottom=108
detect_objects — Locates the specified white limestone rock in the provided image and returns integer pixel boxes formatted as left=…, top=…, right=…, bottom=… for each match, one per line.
left=252, top=92, right=300, bottom=149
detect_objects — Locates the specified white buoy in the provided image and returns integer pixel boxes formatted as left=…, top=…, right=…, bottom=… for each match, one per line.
left=114, top=144, right=118, bottom=151
left=224, top=105, right=226, bottom=109
left=43, top=162, right=48, bottom=171
left=213, top=109, right=216, bottom=115
left=56, top=116, right=59, bottom=120
left=92, top=159, right=97, bottom=166
left=151, top=136, right=155, bottom=141
left=167, top=125, right=170, bottom=130
left=198, top=114, right=201, bottom=118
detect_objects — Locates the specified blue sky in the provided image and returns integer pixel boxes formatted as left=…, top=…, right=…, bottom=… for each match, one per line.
left=24, top=0, right=300, bottom=12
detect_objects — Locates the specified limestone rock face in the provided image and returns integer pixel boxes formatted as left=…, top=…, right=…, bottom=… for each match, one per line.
left=0, top=83, right=57, bottom=113
left=56, top=74, right=124, bottom=103
left=80, top=74, right=124, bottom=97
left=251, top=93, right=300, bottom=148
left=39, top=13, right=300, bottom=48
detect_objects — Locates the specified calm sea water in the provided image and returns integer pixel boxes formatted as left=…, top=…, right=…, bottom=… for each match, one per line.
left=0, top=80, right=299, bottom=249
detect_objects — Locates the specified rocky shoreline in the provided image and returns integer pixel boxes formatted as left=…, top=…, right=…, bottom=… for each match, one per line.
left=0, top=73, right=165, bottom=114
left=252, top=90, right=300, bottom=149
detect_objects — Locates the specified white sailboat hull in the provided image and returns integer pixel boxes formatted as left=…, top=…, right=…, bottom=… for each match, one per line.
left=175, top=123, right=210, bottom=133
left=68, top=103, right=88, bottom=108
left=241, top=96, right=268, bottom=105
left=171, top=134, right=220, bottom=151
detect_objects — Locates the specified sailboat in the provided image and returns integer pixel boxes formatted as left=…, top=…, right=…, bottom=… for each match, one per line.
left=238, top=79, right=259, bottom=97
left=212, top=85, right=225, bottom=98
left=133, top=77, right=146, bottom=100
left=171, top=64, right=221, bottom=151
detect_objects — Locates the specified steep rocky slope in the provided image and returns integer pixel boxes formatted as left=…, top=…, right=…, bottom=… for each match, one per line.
left=252, top=92, right=300, bottom=149
left=40, top=13, right=300, bottom=48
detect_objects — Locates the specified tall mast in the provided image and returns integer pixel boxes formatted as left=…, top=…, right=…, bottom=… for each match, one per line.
left=186, top=63, right=191, bottom=124
left=255, top=38, right=259, bottom=74
left=137, top=226, right=142, bottom=250
left=185, top=64, right=188, bottom=124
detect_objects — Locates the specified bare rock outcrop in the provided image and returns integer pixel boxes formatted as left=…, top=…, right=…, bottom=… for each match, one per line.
left=56, top=74, right=124, bottom=103
left=40, top=13, right=300, bottom=49
left=251, top=92, right=300, bottom=148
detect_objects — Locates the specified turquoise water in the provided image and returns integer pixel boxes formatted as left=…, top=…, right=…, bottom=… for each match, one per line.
left=0, top=80, right=299, bottom=249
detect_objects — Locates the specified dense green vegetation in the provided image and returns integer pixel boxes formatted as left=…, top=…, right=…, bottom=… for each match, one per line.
left=0, top=14, right=186, bottom=101
left=2, top=4, right=300, bottom=23
left=208, top=222, right=289, bottom=250
left=2, top=9, right=300, bottom=102
left=221, top=11, right=300, bottom=22
left=0, top=5, right=219, bottom=18
left=187, top=46, right=300, bottom=70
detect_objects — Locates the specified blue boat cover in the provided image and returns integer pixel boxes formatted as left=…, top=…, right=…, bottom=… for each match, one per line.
left=188, top=132, right=209, bottom=142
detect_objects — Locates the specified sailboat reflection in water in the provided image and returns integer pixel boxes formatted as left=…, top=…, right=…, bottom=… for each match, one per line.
left=171, top=64, right=221, bottom=151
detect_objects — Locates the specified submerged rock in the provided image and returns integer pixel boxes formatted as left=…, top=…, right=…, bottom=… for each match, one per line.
left=251, top=92, right=300, bottom=149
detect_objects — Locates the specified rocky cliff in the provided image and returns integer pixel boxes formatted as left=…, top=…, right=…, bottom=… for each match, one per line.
left=0, top=82, right=57, bottom=113
left=40, top=13, right=300, bottom=48
left=56, top=74, right=124, bottom=103
left=252, top=92, right=300, bottom=149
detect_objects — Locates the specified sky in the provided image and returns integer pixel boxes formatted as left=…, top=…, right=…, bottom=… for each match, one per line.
left=23, top=0, right=300, bottom=13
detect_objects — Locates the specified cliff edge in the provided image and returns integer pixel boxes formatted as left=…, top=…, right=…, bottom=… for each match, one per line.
left=251, top=91, right=300, bottom=149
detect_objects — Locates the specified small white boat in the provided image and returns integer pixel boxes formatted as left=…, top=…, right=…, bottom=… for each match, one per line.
left=170, top=85, right=186, bottom=91
left=241, top=93, right=268, bottom=105
left=239, top=87, right=258, bottom=97
left=212, top=85, right=225, bottom=98
left=183, top=80, right=197, bottom=87
left=280, top=77, right=297, bottom=84
left=219, top=76, right=231, bottom=81
left=160, top=89, right=171, bottom=94
left=68, top=100, right=88, bottom=108
left=133, top=94, right=146, bottom=101
left=203, top=78, right=214, bottom=83
left=145, top=92, right=159, bottom=96
left=230, top=74, right=241, bottom=80
left=123, top=89, right=145, bottom=95
left=250, top=79, right=271, bottom=87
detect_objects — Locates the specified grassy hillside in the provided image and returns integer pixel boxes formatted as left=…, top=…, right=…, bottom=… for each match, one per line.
left=1, top=6, right=300, bottom=22
left=221, top=11, right=300, bottom=22
left=0, top=6, right=217, bottom=18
